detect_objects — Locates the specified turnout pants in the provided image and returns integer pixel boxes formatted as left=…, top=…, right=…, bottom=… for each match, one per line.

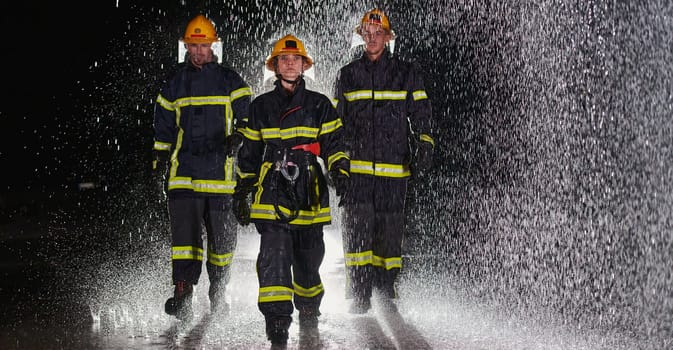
left=342, top=177, right=407, bottom=300
left=168, top=196, right=238, bottom=286
left=255, top=222, right=325, bottom=321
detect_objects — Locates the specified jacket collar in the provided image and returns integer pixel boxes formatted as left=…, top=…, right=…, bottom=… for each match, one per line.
left=273, top=77, right=306, bottom=97
left=361, top=47, right=391, bottom=67
left=185, top=54, right=219, bottom=71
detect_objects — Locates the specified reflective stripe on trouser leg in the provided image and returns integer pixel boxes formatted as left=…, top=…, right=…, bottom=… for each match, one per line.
left=292, top=226, right=325, bottom=310
left=204, top=196, right=238, bottom=285
left=373, top=210, right=404, bottom=298
left=169, top=197, right=207, bottom=284
left=256, top=223, right=295, bottom=318
left=343, top=202, right=375, bottom=300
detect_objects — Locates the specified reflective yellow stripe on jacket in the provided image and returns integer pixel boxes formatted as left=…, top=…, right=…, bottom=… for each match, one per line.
left=349, top=160, right=411, bottom=178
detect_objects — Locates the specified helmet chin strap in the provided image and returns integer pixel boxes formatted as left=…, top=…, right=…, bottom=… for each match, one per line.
left=275, top=60, right=305, bottom=87
left=278, top=72, right=304, bottom=86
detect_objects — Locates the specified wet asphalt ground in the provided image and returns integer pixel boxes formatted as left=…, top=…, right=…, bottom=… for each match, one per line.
left=0, top=192, right=648, bottom=350
left=0, top=207, right=439, bottom=350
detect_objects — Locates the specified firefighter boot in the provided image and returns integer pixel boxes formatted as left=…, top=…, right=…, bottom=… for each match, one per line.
left=208, top=279, right=229, bottom=315
left=164, top=281, right=193, bottom=321
left=348, top=296, right=371, bottom=314
left=297, top=305, right=321, bottom=329
left=374, top=282, right=398, bottom=313
left=266, top=316, right=291, bottom=346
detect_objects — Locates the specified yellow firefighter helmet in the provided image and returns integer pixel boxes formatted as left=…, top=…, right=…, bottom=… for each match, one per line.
left=265, top=34, right=314, bottom=71
left=182, top=14, right=219, bottom=44
left=356, top=8, right=392, bottom=35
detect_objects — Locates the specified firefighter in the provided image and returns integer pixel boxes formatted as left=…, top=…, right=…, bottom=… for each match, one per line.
left=333, top=8, right=435, bottom=313
left=152, top=14, right=252, bottom=321
left=233, top=34, right=349, bottom=346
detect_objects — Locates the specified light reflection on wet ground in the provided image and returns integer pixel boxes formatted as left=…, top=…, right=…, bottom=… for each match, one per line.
left=0, top=223, right=645, bottom=349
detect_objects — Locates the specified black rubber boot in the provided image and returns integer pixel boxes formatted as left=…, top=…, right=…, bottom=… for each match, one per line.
left=164, top=281, right=193, bottom=321
left=297, top=306, right=321, bottom=329
left=266, top=317, right=291, bottom=346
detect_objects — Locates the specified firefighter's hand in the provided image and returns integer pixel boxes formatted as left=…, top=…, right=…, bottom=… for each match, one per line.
left=232, top=178, right=255, bottom=226
left=232, top=196, right=251, bottom=226
left=225, top=132, right=244, bottom=157
left=330, top=168, right=350, bottom=206
left=412, top=142, right=434, bottom=174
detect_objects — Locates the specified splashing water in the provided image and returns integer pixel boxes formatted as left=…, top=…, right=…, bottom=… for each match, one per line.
left=46, top=1, right=673, bottom=349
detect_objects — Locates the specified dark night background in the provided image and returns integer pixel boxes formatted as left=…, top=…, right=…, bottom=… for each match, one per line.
left=0, top=0, right=457, bottom=313
left=2, top=2, right=198, bottom=222
left=2, top=2, right=138, bottom=207
left=1, top=2, right=671, bottom=348
left=0, top=0, right=460, bottom=232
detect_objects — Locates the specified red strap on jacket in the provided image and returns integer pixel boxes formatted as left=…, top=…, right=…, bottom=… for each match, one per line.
left=292, top=142, right=320, bottom=156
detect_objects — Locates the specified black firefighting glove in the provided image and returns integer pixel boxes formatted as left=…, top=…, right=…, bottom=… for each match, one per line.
left=412, top=141, right=434, bottom=174
left=329, top=168, right=350, bottom=207
left=225, top=132, right=244, bottom=157
left=232, top=178, right=255, bottom=226
left=152, top=150, right=169, bottom=199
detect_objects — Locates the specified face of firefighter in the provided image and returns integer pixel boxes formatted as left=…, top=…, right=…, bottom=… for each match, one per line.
left=186, top=43, right=214, bottom=68
left=360, top=23, right=392, bottom=61
left=276, top=54, right=306, bottom=85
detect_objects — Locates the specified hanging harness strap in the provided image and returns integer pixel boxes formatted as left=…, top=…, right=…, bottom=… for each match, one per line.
left=292, top=142, right=321, bottom=207
left=271, top=143, right=322, bottom=223
left=291, top=142, right=320, bottom=156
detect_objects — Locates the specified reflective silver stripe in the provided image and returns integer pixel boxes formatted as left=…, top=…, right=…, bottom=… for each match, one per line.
left=320, top=118, right=342, bottom=135
left=241, top=127, right=262, bottom=141
left=350, top=160, right=410, bottom=178
left=249, top=204, right=332, bottom=225
left=157, top=94, right=175, bottom=111
left=231, top=86, right=253, bottom=101
left=154, top=141, right=171, bottom=151
left=171, top=246, right=203, bottom=260
left=260, top=128, right=281, bottom=139
left=373, top=90, right=407, bottom=100
left=373, top=255, right=402, bottom=270
left=344, top=89, right=409, bottom=101
left=374, top=163, right=410, bottom=177
left=208, top=251, right=234, bottom=267
left=280, top=127, right=319, bottom=139
left=327, top=151, right=349, bottom=169
left=413, top=90, right=428, bottom=101
left=343, top=90, right=372, bottom=101
left=293, top=282, right=324, bottom=298
left=345, top=251, right=401, bottom=270
left=174, top=95, right=231, bottom=106
left=260, top=127, right=319, bottom=140
left=344, top=250, right=373, bottom=266
left=258, top=286, right=294, bottom=303
left=168, top=177, right=236, bottom=193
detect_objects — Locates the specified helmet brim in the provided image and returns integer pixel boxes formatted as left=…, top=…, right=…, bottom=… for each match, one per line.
left=182, top=38, right=220, bottom=44
left=265, top=54, right=313, bottom=72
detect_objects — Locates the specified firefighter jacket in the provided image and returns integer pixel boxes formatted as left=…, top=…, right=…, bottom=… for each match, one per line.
left=238, top=78, right=349, bottom=227
left=334, top=49, right=435, bottom=179
left=153, top=58, right=252, bottom=197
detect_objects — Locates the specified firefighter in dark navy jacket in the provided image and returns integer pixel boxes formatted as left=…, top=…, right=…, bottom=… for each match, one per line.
left=233, top=34, right=349, bottom=346
left=152, top=14, right=252, bottom=321
left=334, top=8, right=436, bottom=314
